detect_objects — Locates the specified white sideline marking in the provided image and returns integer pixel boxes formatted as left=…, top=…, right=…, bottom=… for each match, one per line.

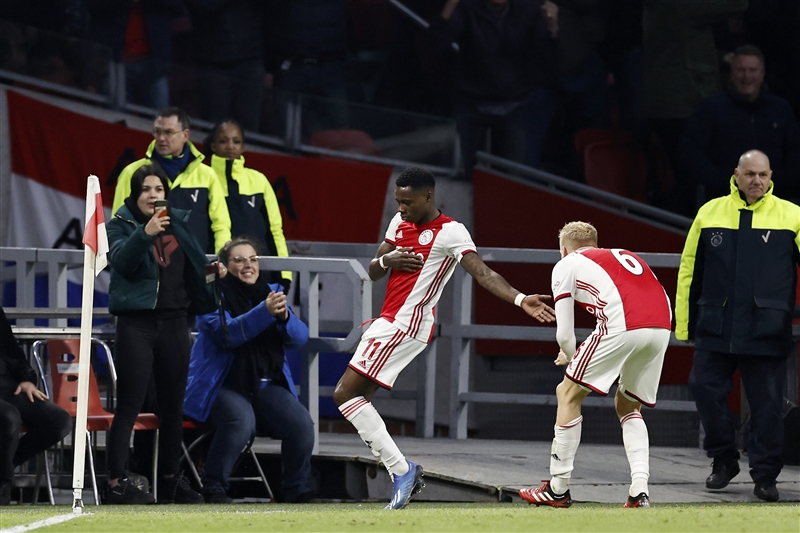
left=0, top=512, right=84, bottom=533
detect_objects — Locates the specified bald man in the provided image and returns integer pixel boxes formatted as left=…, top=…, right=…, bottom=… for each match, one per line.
left=676, top=150, right=800, bottom=502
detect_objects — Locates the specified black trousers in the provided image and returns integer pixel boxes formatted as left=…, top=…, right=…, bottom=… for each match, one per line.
left=106, top=315, right=191, bottom=480
left=688, top=349, right=787, bottom=482
left=0, top=391, right=71, bottom=482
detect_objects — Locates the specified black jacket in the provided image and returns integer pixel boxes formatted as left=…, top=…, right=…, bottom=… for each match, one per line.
left=676, top=179, right=800, bottom=356
left=681, top=85, right=800, bottom=201
left=428, top=0, right=558, bottom=103
left=0, top=308, right=36, bottom=393
left=185, top=0, right=267, bottom=66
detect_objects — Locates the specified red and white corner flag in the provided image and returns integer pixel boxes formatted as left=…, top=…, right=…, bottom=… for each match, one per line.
left=82, top=175, right=108, bottom=274
left=72, top=175, right=109, bottom=512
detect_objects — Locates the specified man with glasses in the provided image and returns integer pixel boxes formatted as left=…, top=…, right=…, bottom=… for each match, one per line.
left=112, top=107, right=231, bottom=254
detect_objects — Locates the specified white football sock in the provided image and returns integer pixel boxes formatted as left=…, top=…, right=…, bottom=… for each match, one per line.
left=339, top=396, right=409, bottom=477
left=621, top=412, right=649, bottom=497
left=549, top=415, right=582, bottom=495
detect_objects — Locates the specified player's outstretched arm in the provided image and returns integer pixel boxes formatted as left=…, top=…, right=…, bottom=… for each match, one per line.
left=460, top=252, right=554, bottom=323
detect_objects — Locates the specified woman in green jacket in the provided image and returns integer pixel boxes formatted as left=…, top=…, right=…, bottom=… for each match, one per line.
left=105, top=164, right=216, bottom=505
left=204, top=120, right=292, bottom=289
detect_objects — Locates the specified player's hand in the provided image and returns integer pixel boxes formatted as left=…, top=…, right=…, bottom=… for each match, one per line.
left=521, top=294, right=555, bottom=323
left=266, top=290, right=289, bottom=320
left=144, top=213, right=169, bottom=236
left=15, top=381, right=48, bottom=402
left=383, top=247, right=424, bottom=272
left=554, top=350, right=569, bottom=366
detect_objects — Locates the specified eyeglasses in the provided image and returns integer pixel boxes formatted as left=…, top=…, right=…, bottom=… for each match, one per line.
left=229, top=256, right=259, bottom=265
left=152, top=128, right=184, bottom=138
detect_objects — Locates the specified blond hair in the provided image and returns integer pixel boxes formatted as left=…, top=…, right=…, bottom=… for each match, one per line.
left=558, top=221, right=598, bottom=252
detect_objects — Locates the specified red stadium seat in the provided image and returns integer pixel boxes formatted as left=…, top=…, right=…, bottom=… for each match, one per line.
left=309, top=129, right=381, bottom=156
left=32, top=338, right=160, bottom=505
left=575, top=129, right=647, bottom=202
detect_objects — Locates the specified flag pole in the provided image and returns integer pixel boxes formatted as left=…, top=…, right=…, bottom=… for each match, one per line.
left=72, top=244, right=96, bottom=513
left=72, top=175, right=108, bottom=514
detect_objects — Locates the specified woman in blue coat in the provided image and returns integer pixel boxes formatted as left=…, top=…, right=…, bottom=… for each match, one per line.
left=184, top=237, right=314, bottom=503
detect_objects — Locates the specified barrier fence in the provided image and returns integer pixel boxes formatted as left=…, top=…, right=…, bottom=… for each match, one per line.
left=2, top=245, right=797, bottom=448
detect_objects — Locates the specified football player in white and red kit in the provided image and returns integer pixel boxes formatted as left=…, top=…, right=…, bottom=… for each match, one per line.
left=333, top=167, right=555, bottom=510
left=519, top=221, right=672, bottom=509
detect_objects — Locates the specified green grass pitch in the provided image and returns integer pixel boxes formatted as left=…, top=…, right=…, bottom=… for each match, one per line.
left=1, top=503, right=799, bottom=533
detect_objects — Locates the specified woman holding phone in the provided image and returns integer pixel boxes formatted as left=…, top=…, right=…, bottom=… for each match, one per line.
left=106, top=164, right=217, bottom=504
left=184, top=237, right=314, bottom=503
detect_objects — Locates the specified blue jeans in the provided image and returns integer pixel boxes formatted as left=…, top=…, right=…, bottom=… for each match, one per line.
left=202, top=385, right=314, bottom=500
left=688, top=350, right=786, bottom=482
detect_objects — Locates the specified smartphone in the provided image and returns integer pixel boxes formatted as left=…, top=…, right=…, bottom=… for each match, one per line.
left=205, top=261, right=219, bottom=284
left=154, top=199, right=169, bottom=218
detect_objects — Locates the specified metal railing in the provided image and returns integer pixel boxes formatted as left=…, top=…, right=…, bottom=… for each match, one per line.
left=476, top=152, right=694, bottom=232
left=1, top=247, right=371, bottom=453
left=0, top=19, right=459, bottom=175
left=3, top=245, right=797, bottom=446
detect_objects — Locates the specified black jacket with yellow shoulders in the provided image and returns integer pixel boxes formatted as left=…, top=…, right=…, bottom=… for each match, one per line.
left=210, top=154, right=292, bottom=284
left=675, top=178, right=800, bottom=356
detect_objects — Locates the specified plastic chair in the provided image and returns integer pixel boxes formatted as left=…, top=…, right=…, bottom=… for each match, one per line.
left=31, top=338, right=160, bottom=505
left=309, top=129, right=382, bottom=156
left=574, top=128, right=648, bottom=202
left=181, top=420, right=274, bottom=502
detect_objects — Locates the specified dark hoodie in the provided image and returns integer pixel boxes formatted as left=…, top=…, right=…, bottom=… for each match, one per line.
left=681, top=82, right=800, bottom=201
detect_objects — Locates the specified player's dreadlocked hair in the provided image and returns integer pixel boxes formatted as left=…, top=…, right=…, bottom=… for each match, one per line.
left=396, top=167, right=436, bottom=190
left=558, top=221, right=598, bottom=249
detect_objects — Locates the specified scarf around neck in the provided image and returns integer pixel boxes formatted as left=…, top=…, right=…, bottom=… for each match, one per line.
left=219, top=274, right=285, bottom=395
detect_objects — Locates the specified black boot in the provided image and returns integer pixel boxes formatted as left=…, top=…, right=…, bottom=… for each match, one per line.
left=706, top=455, right=740, bottom=489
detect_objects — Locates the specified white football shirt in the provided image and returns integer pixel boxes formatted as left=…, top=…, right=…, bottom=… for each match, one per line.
left=551, top=247, right=672, bottom=335
left=381, top=212, right=477, bottom=341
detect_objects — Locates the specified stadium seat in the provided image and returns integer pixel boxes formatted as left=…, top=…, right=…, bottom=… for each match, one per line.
left=31, top=338, right=160, bottom=505
left=309, top=129, right=382, bottom=156
left=180, top=422, right=274, bottom=502
left=574, top=128, right=647, bottom=202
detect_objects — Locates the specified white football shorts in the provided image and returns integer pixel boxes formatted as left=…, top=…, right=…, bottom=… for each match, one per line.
left=566, top=327, right=670, bottom=407
left=348, top=318, right=427, bottom=389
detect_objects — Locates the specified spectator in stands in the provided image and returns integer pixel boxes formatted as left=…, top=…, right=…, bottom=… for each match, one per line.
left=185, top=0, right=268, bottom=133
left=266, top=0, right=350, bottom=136
left=526, top=0, right=611, bottom=174
left=203, top=120, right=292, bottom=290
left=641, top=0, right=747, bottom=215
left=86, top=0, right=183, bottom=110
left=184, top=238, right=314, bottom=504
left=598, top=0, right=643, bottom=141
left=427, top=0, right=559, bottom=180
left=0, top=307, right=71, bottom=506
left=676, top=150, right=800, bottom=502
left=112, top=107, right=232, bottom=254
left=106, top=165, right=217, bottom=504
left=680, top=45, right=800, bottom=208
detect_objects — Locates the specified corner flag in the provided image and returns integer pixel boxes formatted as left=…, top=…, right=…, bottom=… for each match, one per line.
left=82, top=175, right=108, bottom=274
